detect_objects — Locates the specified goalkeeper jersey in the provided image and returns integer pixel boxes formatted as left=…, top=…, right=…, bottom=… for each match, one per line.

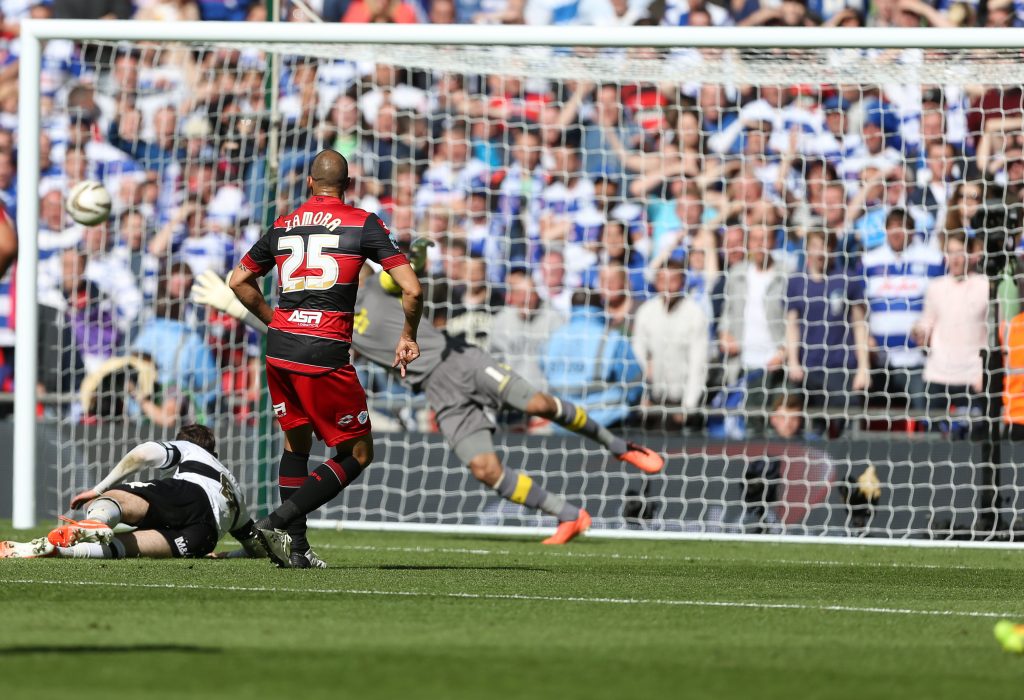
left=239, top=195, right=409, bottom=375
left=353, top=274, right=458, bottom=390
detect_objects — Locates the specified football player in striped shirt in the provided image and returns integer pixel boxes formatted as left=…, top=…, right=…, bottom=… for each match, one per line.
left=0, top=424, right=290, bottom=564
left=195, top=240, right=664, bottom=551
left=229, top=149, right=423, bottom=568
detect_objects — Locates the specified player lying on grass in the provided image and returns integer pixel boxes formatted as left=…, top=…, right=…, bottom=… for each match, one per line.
left=0, top=424, right=291, bottom=563
left=193, top=242, right=664, bottom=550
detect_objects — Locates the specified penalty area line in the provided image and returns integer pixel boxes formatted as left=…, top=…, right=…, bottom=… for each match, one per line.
left=0, top=577, right=1016, bottom=619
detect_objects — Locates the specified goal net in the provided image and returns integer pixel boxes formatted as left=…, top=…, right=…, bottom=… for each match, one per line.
left=14, top=24, right=1024, bottom=543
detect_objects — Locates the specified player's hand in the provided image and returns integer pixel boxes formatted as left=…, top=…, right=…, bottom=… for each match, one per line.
left=191, top=269, right=235, bottom=314
left=191, top=270, right=269, bottom=333
left=393, top=336, right=421, bottom=378
left=69, top=489, right=100, bottom=510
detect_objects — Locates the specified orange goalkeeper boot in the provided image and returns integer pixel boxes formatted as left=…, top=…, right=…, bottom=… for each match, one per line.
left=47, top=517, right=114, bottom=548
left=618, top=442, right=665, bottom=474
left=542, top=509, right=591, bottom=545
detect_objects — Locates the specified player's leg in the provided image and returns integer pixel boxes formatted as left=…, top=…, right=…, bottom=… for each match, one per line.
left=0, top=538, right=58, bottom=558
left=505, top=378, right=665, bottom=474
left=456, top=430, right=591, bottom=545
left=260, top=366, right=375, bottom=560
left=264, top=363, right=319, bottom=565
left=279, top=426, right=314, bottom=558
left=2, top=493, right=135, bottom=558
left=114, top=531, right=174, bottom=558
left=73, top=481, right=218, bottom=559
left=47, top=489, right=150, bottom=548
left=262, top=432, right=372, bottom=530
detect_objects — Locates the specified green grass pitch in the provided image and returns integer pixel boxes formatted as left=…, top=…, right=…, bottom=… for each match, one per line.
left=2, top=524, right=1023, bottom=699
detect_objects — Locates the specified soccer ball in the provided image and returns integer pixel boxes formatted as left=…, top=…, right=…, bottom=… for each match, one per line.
left=65, top=180, right=112, bottom=226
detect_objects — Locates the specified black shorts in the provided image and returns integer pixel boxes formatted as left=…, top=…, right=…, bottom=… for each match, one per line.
left=111, top=479, right=219, bottom=558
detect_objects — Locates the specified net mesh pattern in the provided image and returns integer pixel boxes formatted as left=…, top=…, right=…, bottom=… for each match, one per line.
left=14, top=37, right=1024, bottom=541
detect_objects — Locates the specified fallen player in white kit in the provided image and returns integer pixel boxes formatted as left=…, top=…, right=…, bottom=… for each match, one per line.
left=0, top=424, right=291, bottom=564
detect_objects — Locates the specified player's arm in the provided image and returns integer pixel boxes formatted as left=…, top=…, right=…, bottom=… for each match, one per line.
left=387, top=262, right=423, bottom=377
left=229, top=263, right=274, bottom=327
left=228, top=232, right=277, bottom=326
left=69, top=441, right=175, bottom=509
left=360, top=215, right=424, bottom=376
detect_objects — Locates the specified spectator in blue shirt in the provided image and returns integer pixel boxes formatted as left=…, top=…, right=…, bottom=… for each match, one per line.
left=196, top=0, right=255, bottom=21
left=785, top=229, right=870, bottom=435
left=861, top=208, right=944, bottom=409
left=541, top=289, right=642, bottom=427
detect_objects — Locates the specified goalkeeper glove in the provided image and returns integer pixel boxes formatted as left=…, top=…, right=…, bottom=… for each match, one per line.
left=191, top=269, right=269, bottom=334
left=840, top=463, right=882, bottom=529
left=380, top=237, right=434, bottom=295
left=408, top=236, right=434, bottom=274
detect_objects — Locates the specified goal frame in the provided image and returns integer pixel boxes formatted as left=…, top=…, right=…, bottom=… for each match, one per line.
left=13, top=20, right=1024, bottom=538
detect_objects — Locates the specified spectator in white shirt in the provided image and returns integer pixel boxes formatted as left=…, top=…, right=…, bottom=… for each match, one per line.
left=79, top=221, right=143, bottom=336
left=632, top=259, right=708, bottom=429
left=838, top=104, right=903, bottom=182
left=489, top=270, right=566, bottom=391
left=719, top=224, right=788, bottom=434
left=534, top=247, right=573, bottom=317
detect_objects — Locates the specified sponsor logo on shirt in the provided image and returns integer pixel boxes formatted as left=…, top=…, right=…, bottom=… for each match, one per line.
left=287, top=309, right=324, bottom=326
left=357, top=410, right=369, bottom=425
left=273, top=402, right=287, bottom=417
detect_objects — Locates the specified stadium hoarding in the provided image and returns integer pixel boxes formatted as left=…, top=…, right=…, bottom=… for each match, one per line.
left=4, top=419, right=1022, bottom=542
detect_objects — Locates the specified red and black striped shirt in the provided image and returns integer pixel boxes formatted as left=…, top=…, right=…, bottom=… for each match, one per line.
left=239, top=195, right=408, bottom=375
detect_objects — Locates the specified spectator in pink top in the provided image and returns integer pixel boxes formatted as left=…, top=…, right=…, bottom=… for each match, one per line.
left=912, top=235, right=989, bottom=425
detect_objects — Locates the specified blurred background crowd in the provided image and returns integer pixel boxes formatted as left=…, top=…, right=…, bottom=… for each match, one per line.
left=0, top=0, right=1022, bottom=441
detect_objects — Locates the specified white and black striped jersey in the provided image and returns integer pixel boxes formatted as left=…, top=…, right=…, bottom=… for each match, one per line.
left=153, top=440, right=250, bottom=537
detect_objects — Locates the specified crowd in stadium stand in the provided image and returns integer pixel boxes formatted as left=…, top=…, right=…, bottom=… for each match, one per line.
left=0, top=0, right=1022, bottom=440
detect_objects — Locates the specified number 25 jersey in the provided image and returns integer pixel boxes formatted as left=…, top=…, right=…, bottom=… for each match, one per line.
left=239, top=195, right=409, bottom=375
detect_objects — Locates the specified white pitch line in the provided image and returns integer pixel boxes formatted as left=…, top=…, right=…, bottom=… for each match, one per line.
left=314, top=543, right=974, bottom=571
left=0, top=577, right=1015, bottom=619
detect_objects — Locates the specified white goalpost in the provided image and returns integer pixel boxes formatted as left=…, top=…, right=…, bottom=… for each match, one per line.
left=12, top=20, right=1024, bottom=547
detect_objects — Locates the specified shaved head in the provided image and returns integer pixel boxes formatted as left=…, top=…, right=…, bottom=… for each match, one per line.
left=308, top=149, right=350, bottom=195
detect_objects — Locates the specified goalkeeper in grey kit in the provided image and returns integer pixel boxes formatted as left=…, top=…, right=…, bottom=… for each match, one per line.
left=194, top=241, right=664, bottom=548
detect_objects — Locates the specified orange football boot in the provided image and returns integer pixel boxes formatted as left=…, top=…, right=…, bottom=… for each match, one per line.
left=618, top=442, right=665, bottom=474
left=47, top=517, right=114, bottom=548
left=542, top=509, right=592, bottom=545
